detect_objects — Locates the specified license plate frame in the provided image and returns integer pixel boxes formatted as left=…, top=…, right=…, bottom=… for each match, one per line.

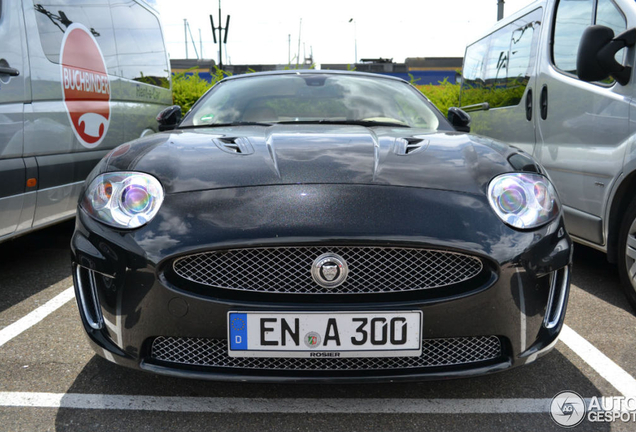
left=227, top=311, right=423, bottom=358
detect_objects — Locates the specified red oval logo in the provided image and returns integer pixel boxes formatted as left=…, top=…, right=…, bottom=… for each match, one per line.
left=60, top=23, right=111, bottom=148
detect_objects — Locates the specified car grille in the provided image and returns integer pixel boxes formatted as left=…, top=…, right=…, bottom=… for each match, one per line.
left=150, top=336, right=502, bottom=370
left=172, top=246, right=483, bottom=294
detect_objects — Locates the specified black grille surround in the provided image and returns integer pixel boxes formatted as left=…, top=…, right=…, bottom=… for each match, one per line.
left=149, top=336, right=504, bottom=373
left=170, top=246, right=487, bottom=297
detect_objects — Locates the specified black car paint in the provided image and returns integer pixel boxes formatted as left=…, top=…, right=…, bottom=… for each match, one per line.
left=95, top=126, right=516, bottom=195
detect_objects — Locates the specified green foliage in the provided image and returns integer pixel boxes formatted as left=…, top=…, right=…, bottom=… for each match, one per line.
left=460, top=81, right=527, bottom=109
left=171, top=66, right=231, bottom=113
left=415, top=77, right=528, bottom=116
left=416, top=78, right=460, bottom=116
left=171, top=71, right=213, bottom=113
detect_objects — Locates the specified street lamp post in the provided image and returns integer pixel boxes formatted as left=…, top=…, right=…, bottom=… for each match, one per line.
left=348, top=18, right=357, bottom=64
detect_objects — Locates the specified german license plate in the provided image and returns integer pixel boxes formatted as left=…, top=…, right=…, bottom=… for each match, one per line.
left=227, top=311, right=422, bottom=358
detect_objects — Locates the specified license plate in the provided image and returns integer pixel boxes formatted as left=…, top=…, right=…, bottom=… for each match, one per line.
left=227, top=311, right=422, bottom=358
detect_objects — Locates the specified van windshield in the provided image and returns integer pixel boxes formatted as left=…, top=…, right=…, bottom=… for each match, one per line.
left=180, top=74, right=449, bottom=130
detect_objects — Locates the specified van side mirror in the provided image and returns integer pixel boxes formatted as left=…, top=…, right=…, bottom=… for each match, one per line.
left=447, top=107, right=471, bottom=133
left=577, top=25, right=636, bottom=86
left=156, top=105, right=182, bottom=131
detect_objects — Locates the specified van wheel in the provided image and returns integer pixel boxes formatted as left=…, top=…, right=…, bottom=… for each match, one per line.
left=618, top=197, right=636, bottom=312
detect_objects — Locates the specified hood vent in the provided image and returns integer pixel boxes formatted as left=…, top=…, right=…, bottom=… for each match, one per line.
left=394, top=137, right=430, bottom=155
left=213, top=137, right=255, bottom=155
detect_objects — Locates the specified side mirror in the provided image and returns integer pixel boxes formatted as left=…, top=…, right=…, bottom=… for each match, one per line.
left=577, top=25, right=636, bottom=86
left=156, top=105, right=182, bottom=131
left=447, top=107, right=471, bottom=133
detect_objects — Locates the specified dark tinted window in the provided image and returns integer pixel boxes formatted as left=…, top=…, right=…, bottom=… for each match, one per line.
left=552, top=0, right=594, bottom=74
left=110, top=0, right=169, bottom=88
left=461, top=8, right=541, bottom=108
left=32, top=0, right=117, bottom=72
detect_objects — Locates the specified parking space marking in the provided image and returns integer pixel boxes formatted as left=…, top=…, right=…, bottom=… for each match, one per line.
left=561, top=324, right=636, bottom=398
left=0, top=392, right=556, bottom=413
left=0, top=287, right=74, bottom=348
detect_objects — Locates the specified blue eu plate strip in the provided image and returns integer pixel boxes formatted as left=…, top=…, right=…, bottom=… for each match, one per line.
left=229, top=313, right=248, bottom=350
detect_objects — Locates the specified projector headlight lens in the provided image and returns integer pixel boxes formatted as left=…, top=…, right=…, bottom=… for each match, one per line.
left=82, top=172, right=164, bottom=229
left=488, top=173, right=560, bottom=229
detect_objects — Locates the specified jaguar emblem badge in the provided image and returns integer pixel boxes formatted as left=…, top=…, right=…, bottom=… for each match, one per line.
left=321, top=264, right=338, bottom=281
left=311, top=253, right=348, bottom=288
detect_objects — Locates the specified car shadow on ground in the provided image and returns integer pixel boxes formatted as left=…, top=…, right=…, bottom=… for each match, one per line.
left=0, top=220, right=75, bottom=314
left=570, top=244, right=632, bottom=314
left=53, top=349, right=611, bottom=431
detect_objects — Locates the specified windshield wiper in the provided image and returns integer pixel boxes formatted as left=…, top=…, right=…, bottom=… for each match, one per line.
left=179, top=121, right=273, bottom=129
left=275, top=120, right=411, bottom=128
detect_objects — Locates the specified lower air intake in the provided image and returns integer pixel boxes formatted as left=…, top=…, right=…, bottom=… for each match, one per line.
left=150, top=336, right=502, bottom=370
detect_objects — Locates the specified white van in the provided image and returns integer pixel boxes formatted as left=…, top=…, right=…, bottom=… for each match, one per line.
left=0, top=0, right=172, bottom=241
left=460, top=0, right=636, bottom=308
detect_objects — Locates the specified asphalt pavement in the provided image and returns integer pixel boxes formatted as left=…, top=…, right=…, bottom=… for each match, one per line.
left=0, top=221, right=635, bottom=431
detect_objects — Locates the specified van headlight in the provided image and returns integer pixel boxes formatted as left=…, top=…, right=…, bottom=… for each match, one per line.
left=488, top=173, right=560, bottom=229
left=81, top=172, right=164, bottom=229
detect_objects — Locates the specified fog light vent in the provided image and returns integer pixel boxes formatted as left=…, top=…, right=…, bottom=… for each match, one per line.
left=544, top=266, right=570, bottom=328
left=75, top=266, right=104, bottom=330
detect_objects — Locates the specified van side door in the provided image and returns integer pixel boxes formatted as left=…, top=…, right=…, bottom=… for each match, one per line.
left=0, top=0, right=32, bottom=238
left=535, top=0, right=631, bottom=246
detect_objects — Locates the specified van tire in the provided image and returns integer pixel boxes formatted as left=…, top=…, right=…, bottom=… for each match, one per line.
left=618, top=196, right=636, bottom=312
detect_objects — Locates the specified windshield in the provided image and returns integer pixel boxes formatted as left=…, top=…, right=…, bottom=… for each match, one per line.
left=180, top=73, right=448, bottom=130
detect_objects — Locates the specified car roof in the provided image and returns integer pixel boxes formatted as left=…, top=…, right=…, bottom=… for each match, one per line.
left=220, top=69, right=409, bottom=84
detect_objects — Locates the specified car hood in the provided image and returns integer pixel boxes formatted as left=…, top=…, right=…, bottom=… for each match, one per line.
left=102, top=124, right=519, bottom=195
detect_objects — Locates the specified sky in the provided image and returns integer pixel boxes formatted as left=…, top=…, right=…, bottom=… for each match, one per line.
left=152, top=0, right=537, bottom=66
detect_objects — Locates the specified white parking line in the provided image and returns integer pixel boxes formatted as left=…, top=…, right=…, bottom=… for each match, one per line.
left=0, top=392, right=554, bottom=413
left=560, top=324, right=636, bottom=399
left=0, top=287, right=75, bottom=347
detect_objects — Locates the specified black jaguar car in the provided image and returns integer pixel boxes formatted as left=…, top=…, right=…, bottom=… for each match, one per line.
left=71, top=70, right=572, bottom=382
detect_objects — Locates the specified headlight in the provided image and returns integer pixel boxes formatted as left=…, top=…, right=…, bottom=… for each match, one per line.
left=81, top=172, right=164, bottom=229
left=488, top=173, right=560, bottom=229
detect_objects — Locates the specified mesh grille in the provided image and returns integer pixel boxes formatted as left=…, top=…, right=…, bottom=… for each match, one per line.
left=150, top=336, right=502, bottom=370
left=172, top=246, right=483, bottom=294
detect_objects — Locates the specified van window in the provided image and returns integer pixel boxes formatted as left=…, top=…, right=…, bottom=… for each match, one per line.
left=110, top=0, right=170, bottom=89
left=552, top=0, right=625, bottom=78
left=462, top=38, right=488, bottom=91
left=596, top=0, right=627, bottom=67
left=596, top=0, right=626, bottom=36
left=552, top=0, right=594, bottom=74
left=461, top=8, right=541, bottom=109
left=484, top=29, right=510, bottom=87
left=32, top=0, right=118, bottom=72
left=508, top=22, right=535, bottom=84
